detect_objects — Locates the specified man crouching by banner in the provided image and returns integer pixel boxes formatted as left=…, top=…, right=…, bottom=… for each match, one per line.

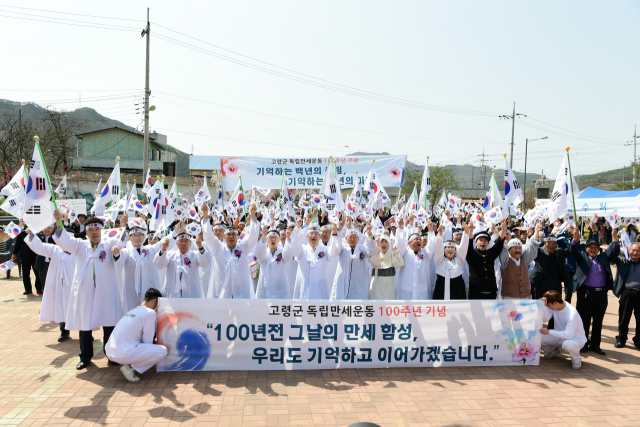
left=105, top=288, right=167, bottom=382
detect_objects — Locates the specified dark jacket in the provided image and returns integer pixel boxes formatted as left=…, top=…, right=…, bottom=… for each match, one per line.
left=466, top=236, right=505, bottom=291
left=611, top=254, right=638, bottom=297
left=12, top=229, right=37, bottom=263
left=571, top=241, right=619, bottom=292
left=530, top=245, right=571, bottom=288
left=33, top=233, right=56, bottom=271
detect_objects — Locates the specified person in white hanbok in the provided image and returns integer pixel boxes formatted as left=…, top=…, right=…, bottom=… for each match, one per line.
left=330, top=225, right=376, bottom=300
left=114, top=221, right=176, bottom=313
left=152, top=231, right=212, bottom=298
left=25, top=226, right=77, bottom=342
left=202, top=223, right=226, bottom=298
left=201, top=203, right=259, bottom=299
left=282, top=228, right=298, bottom=296
left=320, top=224, right=341, bottom=294
left=52, top=211, right=129, bottom=370
left=291, top=215, right=342, bottom=300
left=433, top=223, right=471, bottom=300
left=395, top=216, right=437, bottom=300
left=369, top=235, right=404, bottom=300
left=253, top=225, right=297, bottom=299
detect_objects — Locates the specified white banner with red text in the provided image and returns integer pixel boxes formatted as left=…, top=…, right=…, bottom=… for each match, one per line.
left=156, top=299, right=543, bottom=371
left=220, top=155, right=406, bottom=190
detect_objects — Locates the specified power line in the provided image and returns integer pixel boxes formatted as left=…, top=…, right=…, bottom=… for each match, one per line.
left=0, top=12, right=139, bottom=31
left=0, top=4, right=144, bottom=22
left=156, top=91, right=503, bottom=145
left=152, top=31, right=499, bottom=117
left=152, top=127, right=353, bottom=154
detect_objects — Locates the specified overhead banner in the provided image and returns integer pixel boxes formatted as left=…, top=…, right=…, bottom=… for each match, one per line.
left=220, top=155, right=406, bottom=190
left=156, top=299, right=543, bottom=372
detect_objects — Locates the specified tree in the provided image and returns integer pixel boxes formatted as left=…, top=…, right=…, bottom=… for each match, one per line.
left=39, top=108, right=83, bottom=175
left=611, top=160, right=640, bottom=191
left=0, top=111, right=38, bottom=187
left=401, top=163, right=459, bottom=207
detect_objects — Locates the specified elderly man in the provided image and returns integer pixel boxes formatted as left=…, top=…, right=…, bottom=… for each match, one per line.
left=466, top=220, right=506, bottom=300
left=571, top=226, right=619, bottom=355
left=540, top=290, right=587, bottom=370
left=52, top=210, right=128, bottom=370
left=202, top=203, right=259, bottom=299
left=612, top=241, right=640, bottom=349
left=529, top=233, right=572, bottom=299
left=395, top=216, right=437, bottom=300
left=290, top=215, right=341, bottom=300
left=499, top=223, right=542, bottom=299
left=253, top=224, right=298, bottom=299
left=330, top=223, right=375, bottom=300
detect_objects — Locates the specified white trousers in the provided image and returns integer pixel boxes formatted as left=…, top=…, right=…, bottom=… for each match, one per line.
left=108, top=344, right=168, bottom=373
left=541, top=335, right=582, bottom=364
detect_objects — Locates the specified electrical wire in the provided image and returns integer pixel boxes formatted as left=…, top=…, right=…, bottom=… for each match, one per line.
left=0, top=4, right=144, bottom=22
left=152, top=127, right=353, bottom=154
left=155, top=91, right=502, bottom=145
left=153, top=32, right=499, bottom=117
left=0, top=11, right=139, bottom=31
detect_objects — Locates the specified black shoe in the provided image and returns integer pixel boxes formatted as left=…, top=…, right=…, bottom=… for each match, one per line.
left=580, top=344, right=589, bottom=353
left=22, top=291, right=32, bottom=295
left=590, top=347, right=606, bottom=355
left=76, top=360, right=90, bottom=370
left=614, top=336, right=625, bottom=348
left=107, top=360, right=120, bottom=367
left=57, top=334, right=70, bottom=343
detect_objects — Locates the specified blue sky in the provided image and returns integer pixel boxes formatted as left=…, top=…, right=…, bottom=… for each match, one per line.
left=2, top=0, right=638, bottom=179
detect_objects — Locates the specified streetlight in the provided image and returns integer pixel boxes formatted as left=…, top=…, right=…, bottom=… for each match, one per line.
left=523, top=136, right=548, bottom=209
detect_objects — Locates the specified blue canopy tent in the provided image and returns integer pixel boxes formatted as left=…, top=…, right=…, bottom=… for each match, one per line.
left=575, top=187, right=640, bottom=218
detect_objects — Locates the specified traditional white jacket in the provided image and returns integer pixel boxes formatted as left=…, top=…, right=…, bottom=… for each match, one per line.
left=330, top=236, right=377, bottom=300
left=395, top=228, right=436, bottom=300
left=53, top=228, right=127, bottom=331
left=115, top=238, right=169, bottom=312
left=26, top=235, right=76, bottom=323
left=290, top=230, right=341, bottom=300
left=153, top=245, right=212, bottom=298
left=202, top=219, right=259, bottom=299
left=254, top=237, right=295, bottom=299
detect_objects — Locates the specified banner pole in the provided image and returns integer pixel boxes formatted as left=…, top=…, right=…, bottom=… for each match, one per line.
left=566, top=147, right=579, bottom=227
left=239, top=176, right=246, bottom=217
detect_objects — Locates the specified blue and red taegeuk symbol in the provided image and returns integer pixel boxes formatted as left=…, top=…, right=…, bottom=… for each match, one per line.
left=135, top=200, right=144, bottom=209
left=189, top=209, right=197, bottom=218
left=489, top=211, right=498, bottom=219
left=107, top=230, right=119, bottom=238
left=504, top=181, right=511, bottom=195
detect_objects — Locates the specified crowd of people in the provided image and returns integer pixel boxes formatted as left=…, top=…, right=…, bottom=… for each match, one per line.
left=6, top=199, right=639, bottom=379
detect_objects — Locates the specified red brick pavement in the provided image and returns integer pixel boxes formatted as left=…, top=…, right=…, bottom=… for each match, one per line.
left=0, top=270, right=638, bottom=427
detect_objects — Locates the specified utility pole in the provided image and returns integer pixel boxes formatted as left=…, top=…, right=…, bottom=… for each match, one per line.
left=142, top=8, right=151, bottom=187
left=499, top=102, right=526, bottom=167
left=478, top=150, right=487, bottom=190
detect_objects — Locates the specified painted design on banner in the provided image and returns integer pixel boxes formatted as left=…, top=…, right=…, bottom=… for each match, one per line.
left=156, top=299, right=543, bottom=372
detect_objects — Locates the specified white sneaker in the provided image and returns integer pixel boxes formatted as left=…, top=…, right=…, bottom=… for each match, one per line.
left=572, top=360, right=582, bottom=370
left=120, top=364, right=140, bottom=382
left=544, top=348, right=560, bottom=359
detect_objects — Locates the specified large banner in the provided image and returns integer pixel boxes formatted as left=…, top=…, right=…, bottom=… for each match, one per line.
left=156, top=299, right=543, bottom=372
left=220, top=155, right=407, bottom=190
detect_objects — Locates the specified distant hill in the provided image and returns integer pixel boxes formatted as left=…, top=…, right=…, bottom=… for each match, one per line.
left=0, top=99, right=135, bottom=134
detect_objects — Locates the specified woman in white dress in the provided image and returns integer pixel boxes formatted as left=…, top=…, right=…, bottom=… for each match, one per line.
left=433, top=223, right=471, bottom=300
left=369, top=235, right=405, bottom=300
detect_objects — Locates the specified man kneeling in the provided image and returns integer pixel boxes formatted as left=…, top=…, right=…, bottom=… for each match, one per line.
left=540, top=290, right=587, bottom=370
left=105, top=288, right=167, bottom=382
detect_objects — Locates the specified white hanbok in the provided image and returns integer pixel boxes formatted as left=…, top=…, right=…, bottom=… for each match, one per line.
left=291, top=231, right=341, bottom=300
left=202, top=219, right=259, bottom=299
left=433, top=233, right=469, bottom=300
left=153, top=246, right=212, bottom=298
left=26, top=235, right=76, bottom=323
left=395, top=229, right=436, bottom=300
left=254, top=237, right=295, bottom=299
left=330, top=236, right=376, bottom=300
left=115, top=239, right=167, bottom=312
left=53, top=229, right=126, bottom=331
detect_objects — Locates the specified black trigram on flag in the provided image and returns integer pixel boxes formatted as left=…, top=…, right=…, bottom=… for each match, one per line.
left=112, top=185, right=120, bottom=196
left=10, top=182, right=19, bottom=190
left=30, top=159, right=41, bottom=171
left=35, top=177, right=46, bottom=191
left=8, top=199, right=16, bottom=207
left=330, top=184, right=336, bottom=193
left=26, top=205, right=41, bottom=215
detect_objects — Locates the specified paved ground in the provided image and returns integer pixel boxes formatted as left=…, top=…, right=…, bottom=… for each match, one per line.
left=0, top=270, right=638, bottom=427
